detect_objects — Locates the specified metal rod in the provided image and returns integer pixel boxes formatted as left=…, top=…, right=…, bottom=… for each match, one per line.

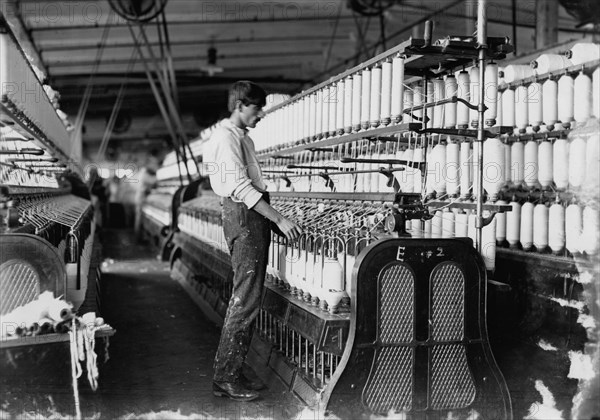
left=476, top=0, right=487, bottom=254
left=136, top=24, right=199, bottom=179
left=320, top=352, right=325, bottom=383
left=298, top=335, right=302, bottom=366
left=126, top=23, right=186, bottom=184
left=305, top=339, right=309, bottom=374
left=0, top=149, right=44, bottom=156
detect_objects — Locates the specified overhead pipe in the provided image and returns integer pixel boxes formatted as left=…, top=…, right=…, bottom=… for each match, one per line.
left=135, top=23, right=199, bottom=177
left=127, top=22, right=188, bottom=184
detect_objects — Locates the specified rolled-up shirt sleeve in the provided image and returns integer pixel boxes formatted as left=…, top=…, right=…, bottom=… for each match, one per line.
left=208, top=130, right=263, bottom=209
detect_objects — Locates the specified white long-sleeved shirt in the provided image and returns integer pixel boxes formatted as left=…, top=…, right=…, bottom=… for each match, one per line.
left=204, top=118, right=266, bottom=209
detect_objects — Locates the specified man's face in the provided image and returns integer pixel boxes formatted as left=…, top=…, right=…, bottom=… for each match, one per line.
left=240, top=103, right=265, bottom=129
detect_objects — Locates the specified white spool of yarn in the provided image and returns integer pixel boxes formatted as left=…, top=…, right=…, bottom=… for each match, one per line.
left=432, top=210, right=443, bottom=238
left=531, top=54, right=572, bottom=74
left=538, top=140, right=553, bottom=189
left=48, top=299, right=73, bottom=322
left=380, top=60, right=393, bottom=126
left=424, top=217, right=432, bottom=238
left=328, top=85, right=337, bottom=137
left=457, top=70, right=470, bottom=128
left=361, top=68, right=371, bottom=130
left=351, top=73, right=362, bottom=132
left=336, top=79, right=345, bottom=135
left=501, top=88, right=515, bottom=127
left=504, top=142, right=512, bottom=184
left=431, top=141, right=447, bottom=196
left=484, top=63, right=498, bottom=126
left=411, top=218, right=423, bottom=238
left=565, top=202, right=582, bottom=255
left=308, top=92, right=316, bottom=140
left=446, top=139, right=460, bottom=196
left=558, top=74, right=574, bottom=129
left=315, top=90, right=323, bottom=139
left=444, top=75, right=458, bottom=128
left=503, top=64, right=534, bottom=83
left=482, top=138, right=505, bottom=201
left=548, top=200, right=565, bottom=254
left=542, top=79, right=558, bottom=130
left=432, top=79, right=445, bottom=129
left=553, top=138, right=569, bottom=190
left=370, top=66, right=382, bottom=127
left=495, top=90, right=503, bottom=128
left=574, top=72, right=592, bottom=125
left=515, top=85, right=529, bottom=133
left=495, top=200, right=508, bottom=245
left=533, top=202, right=549, bottom=252
left=442, top=208, right=455, bottom=238
left=391, top=55, right=405, bottom=123
left=506, top=199, right=521, bottom=249
left=344, top=76, right=353, bottom=134
left=524, top=141, right=539, bottom=188
left=520, top=201, right=534, bottom=251
left=455, top=210, right=469, bottom=238
left=568, top=43, right=600, bottom=66
left=322, top=87, right=330, bottom=138
left=469, top=66, right=480, bottom=128
left=303, top=95, right=311, bottom=140
left=528, top=82, right=543, bottom=130
left=593, top=67, right=599, bottom=118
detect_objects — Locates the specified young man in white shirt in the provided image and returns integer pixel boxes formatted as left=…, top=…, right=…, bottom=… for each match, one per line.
left=205, top=81, right=302, bottom=401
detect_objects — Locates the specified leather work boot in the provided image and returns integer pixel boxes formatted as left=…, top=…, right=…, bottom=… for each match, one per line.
left=212, top=381, right=260, bottom=401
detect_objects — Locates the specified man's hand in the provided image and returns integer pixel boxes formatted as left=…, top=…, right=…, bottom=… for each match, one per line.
left=252, top=199, right=302, bottom=242
left=276, top=218, right=302, bottom=242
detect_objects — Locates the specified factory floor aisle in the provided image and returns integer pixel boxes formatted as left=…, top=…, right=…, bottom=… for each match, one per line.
left=93, top=228, right=310, bottom=419
left=0, top=228, right=313, bottom=420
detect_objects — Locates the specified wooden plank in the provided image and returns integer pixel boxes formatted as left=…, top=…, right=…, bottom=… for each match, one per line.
left=0, top=328, right=115, bottom=350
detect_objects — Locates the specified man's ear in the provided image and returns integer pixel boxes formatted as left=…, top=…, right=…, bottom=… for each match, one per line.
left=234, top=99, right=244, bottom=112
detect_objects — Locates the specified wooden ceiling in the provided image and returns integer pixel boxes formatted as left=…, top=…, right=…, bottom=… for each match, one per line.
left=3, top=0, right=593, bottom=148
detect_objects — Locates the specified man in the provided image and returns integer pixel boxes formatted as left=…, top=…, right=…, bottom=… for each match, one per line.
left=205, top=81, right=302, bottom=401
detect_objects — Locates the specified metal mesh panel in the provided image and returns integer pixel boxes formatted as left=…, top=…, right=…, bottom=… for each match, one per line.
left=431, top=262, right=464, bottom=341
left=430, top=344, right=476, bottom=409
left=379, top=263, right=415, bottom=343
left=364, top=346, right=413, bottom=413
left=0, top=260, right=40, bottom=315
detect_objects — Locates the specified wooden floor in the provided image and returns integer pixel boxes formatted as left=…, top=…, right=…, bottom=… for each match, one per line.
left=0, top=228, right=307, bottom=419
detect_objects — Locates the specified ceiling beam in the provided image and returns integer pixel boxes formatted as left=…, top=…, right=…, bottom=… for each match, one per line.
left=38, top=34, right=351, bottom=52
left=27, top=15, right=357, bottom=32
left=45, top=49, right=326, bottom=68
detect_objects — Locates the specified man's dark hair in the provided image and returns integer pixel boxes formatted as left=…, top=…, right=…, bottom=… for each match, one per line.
left=228, top=81, right=267, bottom=112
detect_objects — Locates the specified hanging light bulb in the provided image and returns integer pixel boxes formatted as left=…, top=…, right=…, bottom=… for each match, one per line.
left=201, top=44, right=224, bottom=76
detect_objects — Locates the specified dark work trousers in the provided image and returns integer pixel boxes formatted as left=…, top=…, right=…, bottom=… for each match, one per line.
left=213, top=196, right=271, bottom=383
